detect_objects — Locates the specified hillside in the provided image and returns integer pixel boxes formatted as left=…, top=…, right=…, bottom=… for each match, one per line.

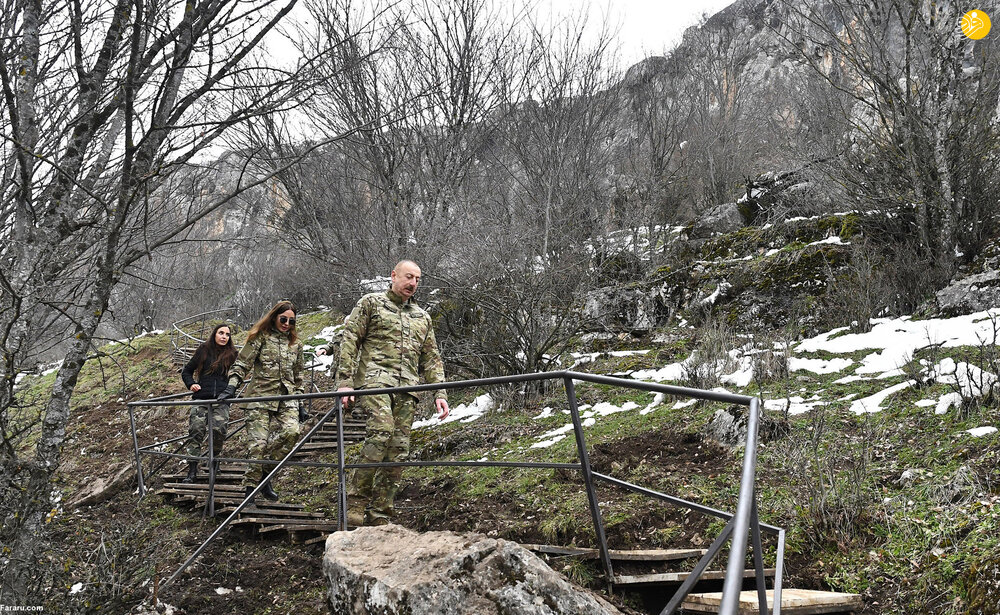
left=10, top=208, right=1000, bottom=615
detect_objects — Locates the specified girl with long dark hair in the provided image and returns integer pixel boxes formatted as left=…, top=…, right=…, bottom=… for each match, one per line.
left=180, top=323, right=238, bottom=483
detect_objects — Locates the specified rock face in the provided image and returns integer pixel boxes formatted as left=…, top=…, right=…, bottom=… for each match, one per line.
left=689, top=202, right=744, bottom=239
left=69, top=462, right=134, bottom=508
left=702, top=406, right=789, bottom=448
left=583, top=285, right=658, bottom=332
left=323, top=525, right=622, bottom=615
left=934, top=270, right=1000, bottom=316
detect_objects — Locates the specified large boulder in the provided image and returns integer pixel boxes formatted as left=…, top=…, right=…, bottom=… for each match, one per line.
left=323, top=524, right=622, bottom=615
left=934, top=270, right=1000, bottom=316
left=689, top=202, right=744, bottom=240
left=582, top=286, right=658, bottom=332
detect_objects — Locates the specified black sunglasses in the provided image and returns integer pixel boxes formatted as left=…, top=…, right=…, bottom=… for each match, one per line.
left=279, top=316, right=296, bottom=326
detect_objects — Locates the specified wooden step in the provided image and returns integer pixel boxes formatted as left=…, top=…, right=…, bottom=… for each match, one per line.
left=614, top=568, right=775, bottom=587
left=258, top=522, right=341, bottom=534
left=231, top=517, right=339, bottom=529
left=523, top=544, right=707, bottom=562
left=219, top=507, right=326, bottom=519
left=682, top=589, right=862, bottom=614
left=160, top=483, right=245, bottom=493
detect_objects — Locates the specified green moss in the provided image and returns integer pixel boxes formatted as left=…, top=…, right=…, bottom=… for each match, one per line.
left=745, top=245, right=848, bottom=291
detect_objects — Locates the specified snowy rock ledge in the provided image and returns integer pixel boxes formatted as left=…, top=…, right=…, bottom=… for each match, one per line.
left=323, top=524, right=622, bottom=615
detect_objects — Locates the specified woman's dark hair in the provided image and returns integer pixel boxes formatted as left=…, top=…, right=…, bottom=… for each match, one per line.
left=246, top=300, right=298, bottom=346
left=193, top=323, right=238, bottom=377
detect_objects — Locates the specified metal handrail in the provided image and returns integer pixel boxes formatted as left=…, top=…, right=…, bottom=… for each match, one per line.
left=129, top=370, right=783, bottom=614
left=169, top=307, right=240, bottom=363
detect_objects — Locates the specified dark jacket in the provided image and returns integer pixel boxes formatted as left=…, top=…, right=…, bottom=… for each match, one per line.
left=182, top=345, right=233, bottom=400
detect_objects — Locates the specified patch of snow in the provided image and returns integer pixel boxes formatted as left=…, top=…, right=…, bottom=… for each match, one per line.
left=849, top=380, right=917, bottom=414
left=630, top=360, right=688, bottom=382
left=798, top=310, right=1000, bottom=379
left=531, top=434, right=567, bottom=448
left=700, top=281, right=732, bottom=306
left=413, top=394, right=493, bottom=429
left=640, top=393, right=665, bottom=415
left=70, top=582, right=84, bottom=594
left=833, top=374, right=868, bottom=385
left=671, top=398, right=698, bottom=409
left=789, top=357, right=853, bottom=374
left=966, top=426, right=997, bottom=437
left=41, top=360, right=64, bottom=376
left=532, top=407, right=554, bottom=419
left=764, top=396, right=827, bottom=416
left=807, top=236, right=849, bottom=247
left=914, top=399, right=937, bottom=407
left=935, top=392, right=963, bottom=415
left=215, top=587, right=233, bottom=595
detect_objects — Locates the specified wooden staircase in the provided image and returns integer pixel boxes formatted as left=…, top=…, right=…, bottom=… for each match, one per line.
left=156, top=462, right=341, bottom=543
left=522, top=543, right=862, bottom=614
left=291, top=416, right=367, bottom=458
left=681, top=589, right=862, bottom=614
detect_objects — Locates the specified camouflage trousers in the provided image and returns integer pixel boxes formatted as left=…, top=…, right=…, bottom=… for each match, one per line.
left=242, top=400, right=300, bottom=486
left=348, top=393, right=417, bottom=521
left=185, top=403, right=229, bottom=459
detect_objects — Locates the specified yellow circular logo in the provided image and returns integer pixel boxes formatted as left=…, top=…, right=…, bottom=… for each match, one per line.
left=962, top=10, right=992, bottom=39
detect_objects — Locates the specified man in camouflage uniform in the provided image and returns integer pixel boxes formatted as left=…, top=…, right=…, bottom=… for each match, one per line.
left=320, top=260, right=449, bottom=526
left=224, top=325, right=304, bottom=499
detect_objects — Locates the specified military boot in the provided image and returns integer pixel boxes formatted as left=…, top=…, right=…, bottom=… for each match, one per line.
left=346, top=499, right=367, bottom=527
left=181, top=461, right=198, bottom=484
left=259, top=467, right=279, bottom=501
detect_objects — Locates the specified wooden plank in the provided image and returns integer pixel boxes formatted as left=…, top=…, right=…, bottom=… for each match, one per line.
left=522, top=544, right=707, bottom=562
left=682, top=589, right=862, bottom=614
left=217, top=507, right=326, bottom=519
left=258, top=523, right=341, bottom=534
left=161, top=483, right=245, bottom=493
left=613, top=568, right=775, bottom=586
left=231, top=517, right=337, bottom=527
left=303, top=533, right=332, bottom=545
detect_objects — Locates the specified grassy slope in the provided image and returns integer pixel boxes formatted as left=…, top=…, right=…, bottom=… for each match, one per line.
left=14, top=245, right=1000, bottom=615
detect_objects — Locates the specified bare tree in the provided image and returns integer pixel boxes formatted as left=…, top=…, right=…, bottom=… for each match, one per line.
left=0, top=0, right=323, bottom=600
left=780, top=0, right=1000, bottom=273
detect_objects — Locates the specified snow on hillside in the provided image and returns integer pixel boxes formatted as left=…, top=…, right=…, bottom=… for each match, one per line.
left=414, top=310, right=1000, bottom=450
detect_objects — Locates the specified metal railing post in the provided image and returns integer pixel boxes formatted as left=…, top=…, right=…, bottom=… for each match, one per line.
left=660, top=517, right=735, bottom=615
left=336, top=397, right=348, bottom=530
left=129, top=406, right=146, bottom=497
left=206, top=404, right=215, bottom=518
left=719, top=396, right=762, bottom=615
left=751, top=499, right=767, bottom=613
left=564, top=376, right=614, bottom=583
left=773, top=529, right=785, bottom=615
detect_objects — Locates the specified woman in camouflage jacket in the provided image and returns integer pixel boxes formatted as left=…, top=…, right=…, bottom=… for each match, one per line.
left=218, top=300, right=304, bottom=502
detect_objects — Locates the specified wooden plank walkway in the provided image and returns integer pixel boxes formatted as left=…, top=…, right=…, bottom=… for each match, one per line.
left=614, top=568, right=776, bottom=587
left=522, top=544, right=707, bottom=561
left=682, top=588, right=862, bottom=614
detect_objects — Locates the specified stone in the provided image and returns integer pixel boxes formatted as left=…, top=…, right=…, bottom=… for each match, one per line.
left=323, top=524, right=622, bottom=615
left=701, top=406, right=788, bottom=448
left=689, top=203, right=744, bottom=239
left=68, top=462, right=134, bottom=508
left=582, top=286, right=658, bottom=332
left=934, top=270, right=1000, bottom=316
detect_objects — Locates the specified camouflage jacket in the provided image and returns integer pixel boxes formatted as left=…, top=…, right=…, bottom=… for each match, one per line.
left=333, top=290, right=446, bottom=400
left=228, top=330, right=304, bottom=397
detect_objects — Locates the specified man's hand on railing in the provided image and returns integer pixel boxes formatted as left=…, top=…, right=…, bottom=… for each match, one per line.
left=217, top=384, right=236, bottom=402
left=337, top=386, right=355, bottom=409
left=436, top=398, right=450, bottom=420
left=190, top=384, right=201, bottom=393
